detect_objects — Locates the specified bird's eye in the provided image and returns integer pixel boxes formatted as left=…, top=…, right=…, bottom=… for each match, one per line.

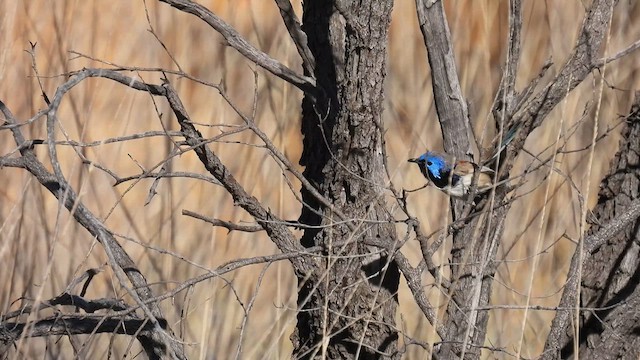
left=427, top=161, right=432, bottom=166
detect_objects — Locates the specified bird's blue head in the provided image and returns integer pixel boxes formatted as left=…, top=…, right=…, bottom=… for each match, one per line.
left=409, top=151, right=449, bottom=179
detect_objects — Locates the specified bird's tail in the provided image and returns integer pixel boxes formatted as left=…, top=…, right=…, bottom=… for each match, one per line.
left=483, top=122, right=521, bottom=168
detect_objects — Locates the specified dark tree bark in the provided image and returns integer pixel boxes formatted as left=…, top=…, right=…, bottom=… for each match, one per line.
left=293, top=1, right=400, bottom=358
left=554, top=94, right=640, bottom=359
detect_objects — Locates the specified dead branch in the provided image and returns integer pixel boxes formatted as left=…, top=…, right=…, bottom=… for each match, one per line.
left=0, top=100, right=186, bottom=359
left=542, top=95, right=640, bottom=358
left=273, top=0, right=315, bottom=75
left=505, top=0, right=617, bottom=174
left=491, top=0, right=522, bottom=132
left=414, top=0, right=472, bottom=159
left=182, top=209, right=264, bottom=232
left=158, top=0, right=317, bottom=94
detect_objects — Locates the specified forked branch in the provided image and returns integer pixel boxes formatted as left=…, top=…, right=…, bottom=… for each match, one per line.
left=158, top=0, right=317, bottom=94
left=0, top=99, right=186, bottom=360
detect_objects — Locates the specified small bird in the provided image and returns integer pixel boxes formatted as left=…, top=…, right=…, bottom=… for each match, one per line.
left=408, top=151, right=494, bottom=198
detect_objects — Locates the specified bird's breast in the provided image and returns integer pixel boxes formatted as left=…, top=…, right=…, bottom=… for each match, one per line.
left=428, top=169, right=453, bottom=189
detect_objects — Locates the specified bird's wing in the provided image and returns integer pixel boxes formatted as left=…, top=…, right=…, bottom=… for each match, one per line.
left=454, top=161, right=494, bottom=189
left=452, top=161, right=476, bottom=177
left=476, top=172, right=494, bottom=188
left=479, top=165, right=495, bottom=174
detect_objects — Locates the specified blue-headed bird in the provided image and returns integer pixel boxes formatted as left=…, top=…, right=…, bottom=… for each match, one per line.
left=408, top=151, right=494, bottom=198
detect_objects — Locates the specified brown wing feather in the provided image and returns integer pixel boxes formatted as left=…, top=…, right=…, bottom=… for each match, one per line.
left=454, top=161, right=494, bottom=190
left=476, top=172, right=494, bottom=189
left=452, top=161, right=476, bottom=177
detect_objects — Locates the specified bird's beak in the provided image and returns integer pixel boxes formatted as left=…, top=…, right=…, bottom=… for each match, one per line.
left=408, top=158, right=418, bottom=163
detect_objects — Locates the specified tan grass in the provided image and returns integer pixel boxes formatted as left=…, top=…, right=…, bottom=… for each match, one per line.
left=1, top=0, right=639, bottom=358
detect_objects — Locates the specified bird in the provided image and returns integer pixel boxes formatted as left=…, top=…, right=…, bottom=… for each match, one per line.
left=408, top=151, right=494, bottom=198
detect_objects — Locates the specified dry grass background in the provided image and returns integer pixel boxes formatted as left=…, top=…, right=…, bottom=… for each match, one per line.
left=1, top=0, right=639, bottom=359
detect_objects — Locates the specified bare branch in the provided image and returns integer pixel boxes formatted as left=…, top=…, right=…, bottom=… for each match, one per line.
left=394, top=252, right=446, bottom=340
left=414, top=0, right=472, bottom=159
left=491, top=0, right=522, bottom=130
left=0, top=240, right=324, bottom=354
left=585, top=201, right=640, bottom=255
left=160, top=80, right=309, bottom=269
left=157, top=0, right=317, bottom=94
left=20, top=67, right=313, bottom=273
left=1, top=315, right=160, bottom=338
left=26, top=42, right=51, bottom=105
left=597, top=38, right=640, bottom=66
left=182, top=209, right=263, bottom=233
left=542, top=198, right=640, bottom=358
left=506, top=0, right=617, bottom=173
left=0, top=156, right=25, bottom=169
left=114, top=171, right=220, bottom=186
left=542, top=95, right=640, bottom=358
left=3, top=293, right=127, bottom=320
left=0, top=99, right=186, bottom=360
left=219, top=71, right=351, bottom=226
left=139, top=249, right=324, bottom=309
left=273, top=0, right=315, bottom=75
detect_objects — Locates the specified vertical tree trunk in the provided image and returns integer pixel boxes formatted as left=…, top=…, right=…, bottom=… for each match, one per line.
left=558, top=94, right=640, bottom=359
left=292, top=1, right=400, bottom=358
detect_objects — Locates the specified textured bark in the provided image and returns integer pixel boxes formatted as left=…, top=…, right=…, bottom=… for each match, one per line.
left=292, top=0, right=400, bottom=358
left=557, top=95, right=640, bottom=359
left=415, top=0, right=619, bottom=358
left=415, top=1, right=505, bottom=357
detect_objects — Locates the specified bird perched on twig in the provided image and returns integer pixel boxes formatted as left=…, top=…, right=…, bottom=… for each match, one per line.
left=408, top=151, right=494, bottom=198
left=409, top=122, right=520, bottom=197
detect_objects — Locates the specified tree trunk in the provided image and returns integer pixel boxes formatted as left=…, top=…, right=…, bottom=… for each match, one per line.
left=291, top=1, right=400, bottom=358
left=559, top=94, right=640, bottom=359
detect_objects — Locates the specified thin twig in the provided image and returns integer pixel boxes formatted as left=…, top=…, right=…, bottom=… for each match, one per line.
left=182, top=210, right=263, bottom=232
left=273, top=0, right=315, bottom=75
left=157, top=0, right=317, bottom=94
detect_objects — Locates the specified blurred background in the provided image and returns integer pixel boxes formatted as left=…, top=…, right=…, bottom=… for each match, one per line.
left=1, top=0, right=639, bottom=358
